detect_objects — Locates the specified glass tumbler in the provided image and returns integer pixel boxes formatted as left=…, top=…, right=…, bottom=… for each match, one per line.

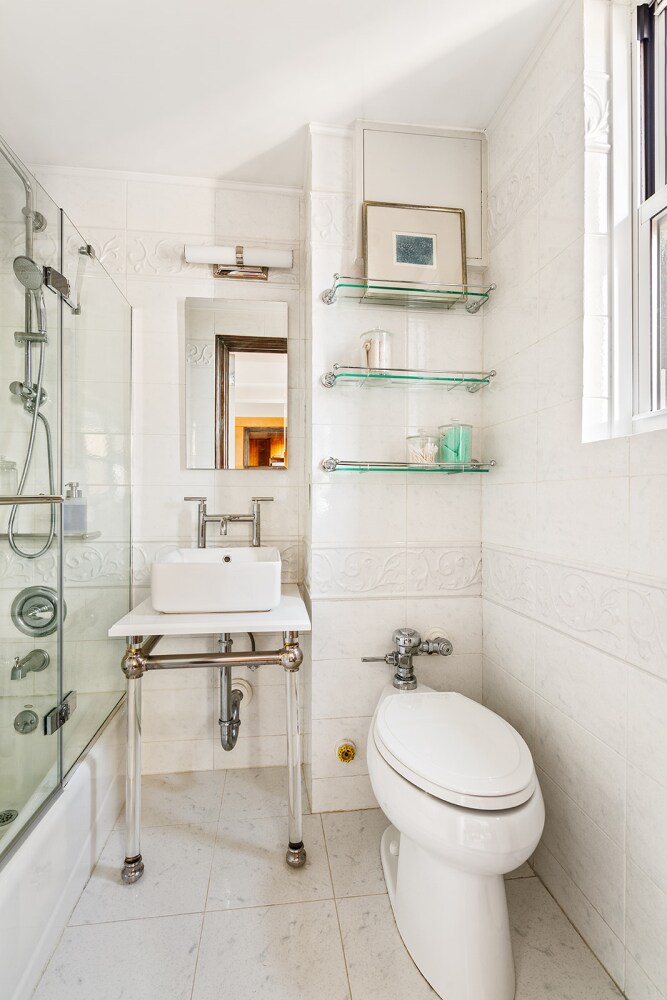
left=360, top=327, right=392, bottom=369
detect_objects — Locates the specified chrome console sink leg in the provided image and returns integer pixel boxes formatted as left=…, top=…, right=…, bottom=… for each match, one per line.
left=283, top=630, right=306, bottom=868
left=121, top=635, right=146, bottom=884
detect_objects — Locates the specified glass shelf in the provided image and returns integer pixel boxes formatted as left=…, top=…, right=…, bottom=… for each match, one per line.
left=321, top=274, right=496, bottom=313
left=321, top=458, right=495, bottom=474
left=321, top=364, right=496, bottom=392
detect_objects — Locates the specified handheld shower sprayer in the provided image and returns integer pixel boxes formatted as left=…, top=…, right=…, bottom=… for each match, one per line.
left=7, top=254, right=56, bottom=560
left=13, top=255, right=46, bottom=337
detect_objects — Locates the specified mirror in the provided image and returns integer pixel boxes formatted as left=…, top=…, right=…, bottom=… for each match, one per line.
left=185, top=298, right=288, bottom=470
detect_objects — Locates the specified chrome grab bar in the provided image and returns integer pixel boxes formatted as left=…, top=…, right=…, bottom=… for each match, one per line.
left=0, top=495, right=64, bottom=505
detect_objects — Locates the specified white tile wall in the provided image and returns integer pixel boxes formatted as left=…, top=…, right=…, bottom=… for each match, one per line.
left=483, top=2, right=667, bottom=996
left=305, top=126, right=485, bottom=813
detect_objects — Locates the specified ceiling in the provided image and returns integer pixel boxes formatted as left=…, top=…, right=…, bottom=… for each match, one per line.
left=0, top=0, right=564, bottom=188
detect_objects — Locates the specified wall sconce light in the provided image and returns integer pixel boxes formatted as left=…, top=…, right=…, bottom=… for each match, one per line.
left=184, top=244, right=293, bottom=281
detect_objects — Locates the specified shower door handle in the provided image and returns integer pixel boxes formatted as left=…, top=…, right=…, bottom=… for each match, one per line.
left=0, top=495, right=64, bottom=505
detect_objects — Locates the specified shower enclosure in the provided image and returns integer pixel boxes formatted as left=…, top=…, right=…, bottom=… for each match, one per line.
left=0, top=137, right=131, bottom=863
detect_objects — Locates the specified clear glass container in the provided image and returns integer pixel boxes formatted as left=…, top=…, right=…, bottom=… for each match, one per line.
left=360, top=327, right=392, bottom=369
left=406, top=433, right=440, bottom=464
left=439, top=422, right=472, bottom=463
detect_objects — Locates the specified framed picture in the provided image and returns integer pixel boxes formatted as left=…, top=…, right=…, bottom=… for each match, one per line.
left=362, top=201, right=467, bottom=287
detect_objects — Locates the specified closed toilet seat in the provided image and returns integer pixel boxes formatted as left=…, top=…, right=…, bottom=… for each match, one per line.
left=374, top=690, right=536, bottom=810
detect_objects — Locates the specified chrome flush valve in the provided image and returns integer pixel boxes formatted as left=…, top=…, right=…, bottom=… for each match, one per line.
left=362, top=627, right=453, bottom=690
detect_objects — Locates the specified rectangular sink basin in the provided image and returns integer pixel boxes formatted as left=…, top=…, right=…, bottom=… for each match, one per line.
left=151, top=547, right=282, bottom=613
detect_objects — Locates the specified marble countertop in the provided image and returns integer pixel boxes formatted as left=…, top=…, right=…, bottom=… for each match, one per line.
left=108, top=585, right=311, bottom=637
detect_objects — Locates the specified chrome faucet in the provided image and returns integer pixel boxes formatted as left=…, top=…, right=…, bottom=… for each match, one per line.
left=362, top=628, right=453, bottom=690
left=184, top=496, right=274, bottom=548
left=11, top=648, right=50, bottom=680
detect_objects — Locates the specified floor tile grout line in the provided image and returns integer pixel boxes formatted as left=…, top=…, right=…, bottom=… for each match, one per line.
left=200, top=790, right=226, bottom=922
left=68, top=908, right=208, bottom=930
left=333, top=889, right=389, bottom=901
left=215, top=767, right=227, bottom=825
left=188, top=911, right=207, bottom=1000
left=333, top=897, right=356, bottom=1000
left=321, top=812, right=355, bottom=999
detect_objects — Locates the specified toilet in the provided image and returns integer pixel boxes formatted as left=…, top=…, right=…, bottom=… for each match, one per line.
left=367, top=681, right=545, bottom=1000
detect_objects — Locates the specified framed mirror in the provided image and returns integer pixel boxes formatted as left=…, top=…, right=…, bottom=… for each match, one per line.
left=185, top=298, right=288, bottom=470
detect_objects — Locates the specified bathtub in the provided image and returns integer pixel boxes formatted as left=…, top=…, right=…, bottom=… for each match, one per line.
left=0, top=690, right=122, bottom=854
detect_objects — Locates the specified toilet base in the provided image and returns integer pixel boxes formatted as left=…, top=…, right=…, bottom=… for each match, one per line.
left=380, top=825, right=516, bottom=1000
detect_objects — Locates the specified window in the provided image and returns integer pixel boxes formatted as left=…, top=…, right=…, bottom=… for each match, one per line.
left=636, top=1, right=667, bottom=419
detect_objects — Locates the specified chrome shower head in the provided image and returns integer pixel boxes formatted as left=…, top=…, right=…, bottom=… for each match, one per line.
left=13, top=255, right=43, bottom=291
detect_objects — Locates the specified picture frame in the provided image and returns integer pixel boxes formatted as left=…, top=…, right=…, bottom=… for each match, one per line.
left=362, top=201, right=467, bottom=288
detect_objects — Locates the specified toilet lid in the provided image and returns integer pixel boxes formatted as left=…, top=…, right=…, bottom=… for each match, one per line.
left=374, top=691, right=536, bottom=809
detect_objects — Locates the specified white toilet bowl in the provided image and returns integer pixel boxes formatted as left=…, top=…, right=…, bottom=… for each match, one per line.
left=367, top=683, right=545, bottom=1000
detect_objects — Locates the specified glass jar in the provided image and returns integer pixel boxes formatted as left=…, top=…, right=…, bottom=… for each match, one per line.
left=439, top=422, right=472, bottom=463
left=360, top=327, right=392, bottom=370
left=406, top=433, right=440, bottom=464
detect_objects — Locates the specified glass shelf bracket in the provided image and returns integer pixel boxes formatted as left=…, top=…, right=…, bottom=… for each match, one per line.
left=321, top=364, right=496, bottom=392
left=321, top=458, right=496, bottom=474
left=321, top=274, right=496, bottom=313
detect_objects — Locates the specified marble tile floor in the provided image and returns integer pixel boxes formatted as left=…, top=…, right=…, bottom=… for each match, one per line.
left=33, top=766, right=623, bottom=1000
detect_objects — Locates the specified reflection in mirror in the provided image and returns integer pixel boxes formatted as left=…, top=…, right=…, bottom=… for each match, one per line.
left=185, top=299, right=288, bottom=471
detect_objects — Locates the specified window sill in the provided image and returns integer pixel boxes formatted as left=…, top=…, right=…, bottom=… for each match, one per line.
left=632, top=409, right=667, bottom=433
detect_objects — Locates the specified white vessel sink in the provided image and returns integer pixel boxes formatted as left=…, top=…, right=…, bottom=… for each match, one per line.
left=151, top=547, right=282, bottom=613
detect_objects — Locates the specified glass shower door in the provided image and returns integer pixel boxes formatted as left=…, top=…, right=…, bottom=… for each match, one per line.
left=60, top=214, right=131, bottom=776
left=0, top=156, right=63, bottom=856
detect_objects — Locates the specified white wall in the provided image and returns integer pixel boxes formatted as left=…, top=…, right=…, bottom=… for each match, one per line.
left=483, top=3, right=667, bottom=997
left=305, top=125, right=484, bottom=813
left=35, top=166, right=306, bottom=774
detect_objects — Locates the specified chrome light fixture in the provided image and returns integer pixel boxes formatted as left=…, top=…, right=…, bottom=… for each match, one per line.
left=184, top=244, right=293, bottom=281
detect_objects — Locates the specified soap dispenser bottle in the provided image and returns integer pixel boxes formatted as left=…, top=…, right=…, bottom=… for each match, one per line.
left=64, top=482, right=87, bottom=534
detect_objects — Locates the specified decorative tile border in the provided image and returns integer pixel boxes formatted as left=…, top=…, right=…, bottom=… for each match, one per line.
left=534, top=558, right=627, bottom=657
left=309, top=544, right=482, bottom=599
left=488, top=143, right=539, bottom=249
left=627, top=584, right=667, bottom=682
left=538, top=79, right=585, bottom=190
left=0, top=542, right=132, bottom=590
left=406, top=547, right=481, bottom=596
left=127, top=234, right=198, bottom=276
left=309, top=192, right=354, bottom=247
left=66, top=229, right=126, bottom=275
left=484, top=545, right=667, bottom=679
left=584, top=74, right=610, bottom=152
left=311, top=547, right=406, bottom=598
left=483, top=547, right=536, bottom=617
left=489, top=79, right=584, bottom=251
